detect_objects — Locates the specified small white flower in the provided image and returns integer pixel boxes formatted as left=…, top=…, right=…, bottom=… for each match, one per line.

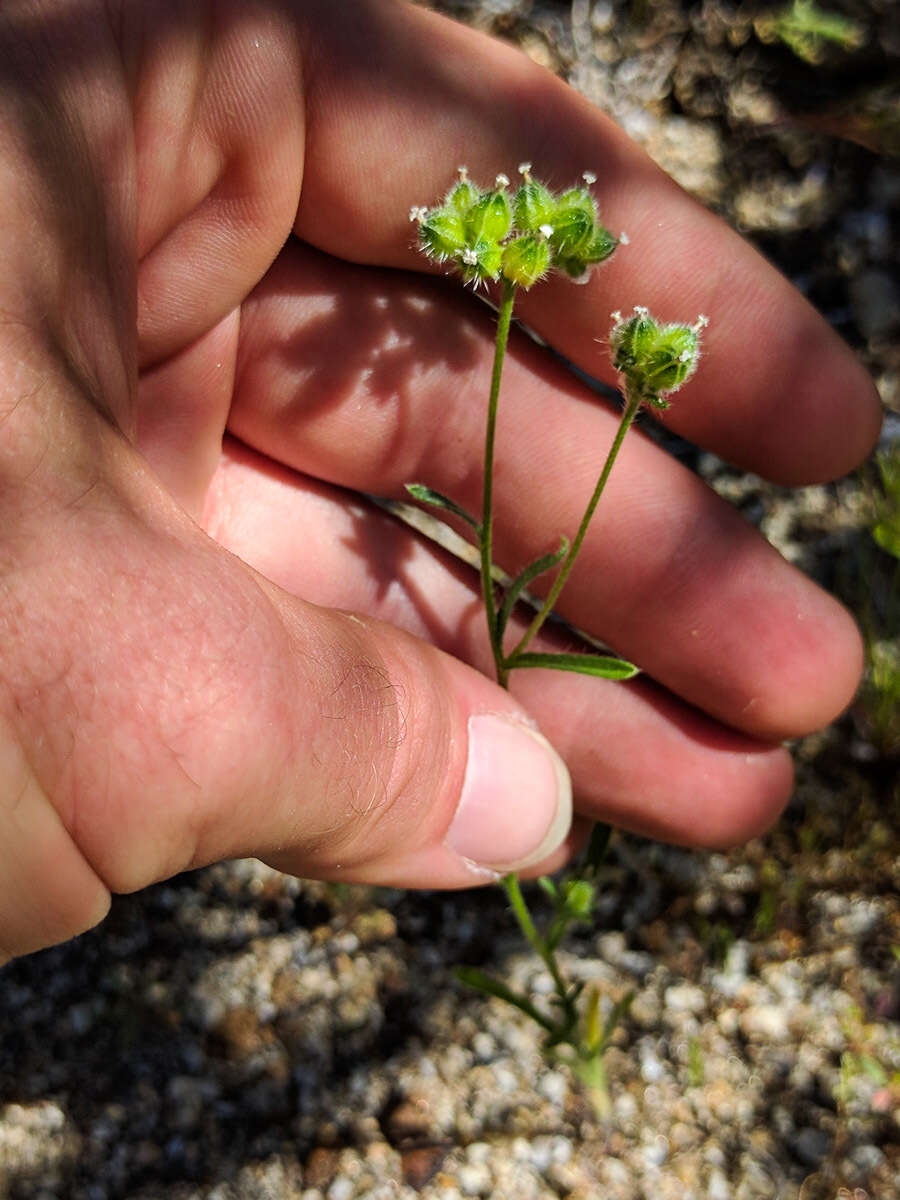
left=462, top=247, right=479, bottom=266
left=618, top=231, right=630, bottom=245
left=694, top=314, right=710, bottom=330
left=538, top=223, right=554, bottom=238
left=518, top=161, right=532, bottom=177
left=495, top=173, right=510, bottom=188
left=409, top=205, right=428, bottom=224
left=610, top=310, right=622, bottom=322
left=633, top=305, right=649, bottom=316
left=457, top=165, right=469, bottom=180
left=582, top=170, right=597, bottom=185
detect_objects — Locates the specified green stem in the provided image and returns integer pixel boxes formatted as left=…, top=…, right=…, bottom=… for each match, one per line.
left=481, top=278, right=517, bottom=688
left=574, top=1053, right=612, bottom=1119
left=509, top=383, right=645, bottom=661
left=502, top=873, right=572, bottom=1015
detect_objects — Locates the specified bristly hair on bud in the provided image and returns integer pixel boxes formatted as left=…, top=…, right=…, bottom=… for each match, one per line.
left=411, top=167, right=620, bottom=289
left=501, top=234, right=551, bottom=290
left=609, top=306, right=706, bottom=409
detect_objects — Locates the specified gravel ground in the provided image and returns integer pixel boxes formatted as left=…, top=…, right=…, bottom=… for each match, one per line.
left=2, top=2, right=898, bottom=1198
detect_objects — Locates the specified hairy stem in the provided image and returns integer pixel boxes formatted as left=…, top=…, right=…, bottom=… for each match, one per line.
left=502, top=873, right=573, bottom=1019
left=481, top=278, right=517, bottom=687
left=509, top=383, right=645, bottom=660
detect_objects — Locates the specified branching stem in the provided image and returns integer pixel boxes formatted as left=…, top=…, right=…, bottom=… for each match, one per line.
left=509, top=383, right=645, bottom=659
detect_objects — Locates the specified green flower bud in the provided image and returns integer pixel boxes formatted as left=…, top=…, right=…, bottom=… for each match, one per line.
left=513, top=180, right=557, bottom=234
left=610, top=307, right=707, bottom=406
left=459, top=239, right=503, bottom=284
left=549, top=187, right=598, bottom=256
left=446, top=177, right=480, bottom=216
left=562, top=878, right=595, bottom=919
left=550, top=205, right=594, bottom=258
left=556, top=225, right=619, bottom=280
left=582, top=225, right=619, bottom=265
left=464, top=187, right=512, bottom=244
left=501, top=234, right=551, bottom=289
left=419, top=207, right=466, bottom=262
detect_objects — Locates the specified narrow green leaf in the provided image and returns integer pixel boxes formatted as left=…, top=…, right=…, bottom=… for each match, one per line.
left=858, top=1053, right=888, bottom=1085
left=496, top=538, right=568, bottom=642
left=456, top=967, right=556, bottom=1033
left=504, top=651, right=638, bottom=679
left=585, top=823, right=612, bottom=873
left=601, top=990, right=635, bottom=1048
left=873, top=520, right=900, bottom=561
left=537, top=875, right=559, bottom=901
left=405, top=483, right=480, bottom=532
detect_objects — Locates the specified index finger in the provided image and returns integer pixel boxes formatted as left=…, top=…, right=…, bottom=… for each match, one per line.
left=294, top=0, right=882, bottom=483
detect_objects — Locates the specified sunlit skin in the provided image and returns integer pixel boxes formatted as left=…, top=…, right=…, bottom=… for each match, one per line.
left=0, top=0, right=882, bottom=962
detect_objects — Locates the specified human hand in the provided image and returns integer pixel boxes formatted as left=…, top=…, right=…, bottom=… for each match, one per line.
left=0, top=0, right=881, bottom=963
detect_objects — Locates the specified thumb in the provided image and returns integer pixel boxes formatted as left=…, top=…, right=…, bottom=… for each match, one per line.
left=2, top=442, right=572, bottom=961
left=257, top=598, right=575, bottom=889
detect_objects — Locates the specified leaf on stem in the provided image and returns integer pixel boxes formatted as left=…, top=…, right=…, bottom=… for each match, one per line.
left=456, top=967, right=557, bottom=1033
left=504, top=651, right=638, bottom=679
left=602, top=990, right=635, bottom=1050
left=496, top=537, right=569, bottom=642
left=584, top=823, right=613, bottom=873
left=405, top=483, right=480, bottom=532
left=537, top=875, right=559, bottom=901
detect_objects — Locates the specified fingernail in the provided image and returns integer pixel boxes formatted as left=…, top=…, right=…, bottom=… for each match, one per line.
left=445, top=713, right=572, bottom=872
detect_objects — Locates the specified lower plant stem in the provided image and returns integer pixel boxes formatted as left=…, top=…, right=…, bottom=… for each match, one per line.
left=509, top=383, right=645, bottom=660
left=481, top=278, right=517, bottom=687
left=502, top=873, right=571, bottom=1013
left=575, top=1054, right=612, bottom=1119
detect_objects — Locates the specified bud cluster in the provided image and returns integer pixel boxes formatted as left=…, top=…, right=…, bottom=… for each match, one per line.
left=411, top=164, right=619, bottom=290
left=609, top=307, right=708, bottom=409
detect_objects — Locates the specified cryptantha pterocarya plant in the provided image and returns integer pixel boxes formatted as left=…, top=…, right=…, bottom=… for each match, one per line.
left=407, top=163, right=707, bottom=1112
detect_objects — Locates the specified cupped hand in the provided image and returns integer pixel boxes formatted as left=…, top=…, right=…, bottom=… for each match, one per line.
left=0, top=0, right=881, bottom=963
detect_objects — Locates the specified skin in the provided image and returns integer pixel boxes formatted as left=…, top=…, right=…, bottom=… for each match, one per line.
left=0, top=0, right=882, bottom=963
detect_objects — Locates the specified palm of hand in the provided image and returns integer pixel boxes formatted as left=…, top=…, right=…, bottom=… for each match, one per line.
left=0, top=0, right=880, bottom=961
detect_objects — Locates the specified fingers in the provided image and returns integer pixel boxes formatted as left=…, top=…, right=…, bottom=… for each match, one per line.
left=203, top=436, right=793, bottom=848
left=123, top=0, right=879, bottom=481
left=227, top=241, right=863, bottom=741
left=128, top=0, right=306, bottom=368
left=291, top=0, right=881, bottom=483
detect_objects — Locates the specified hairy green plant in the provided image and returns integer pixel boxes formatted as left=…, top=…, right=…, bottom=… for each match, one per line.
left=856, top=445, right=900, bottom=758
left=458, top=825, right=633, bottom=1115
left=407, top=165, right=706, bottom=1112
left=755, top=0, right=865, bottom=64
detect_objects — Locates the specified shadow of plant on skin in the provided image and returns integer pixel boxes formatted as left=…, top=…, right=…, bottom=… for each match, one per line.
left=229, top=240, right=485, bottom=497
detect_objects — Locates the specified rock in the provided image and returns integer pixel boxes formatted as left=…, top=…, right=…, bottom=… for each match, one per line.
left=789, top=1126, right=830, bottom=1167
left=665, top=984, right=707, bottom=1015
left=739, top=1005, right=790, bottom=1043
left=401, top=1146, right=449, bottom=1189
left=637, top=115, right=725, bottom=205
left=458, top=1161, right=493, bottom=1195
left=850, top=269, right=900, bottom=340
left=707, top=1167, right=732, bottom=1199
left=735, top=167, right=831, bottom=233
left=326, top=1179, right=354, bottom=1200
left=304, top=1148, right=341, bottom=1190
left=383, top=1096, right=432, bottom=1144
left=842, top=1141, right=886, bottom=1183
